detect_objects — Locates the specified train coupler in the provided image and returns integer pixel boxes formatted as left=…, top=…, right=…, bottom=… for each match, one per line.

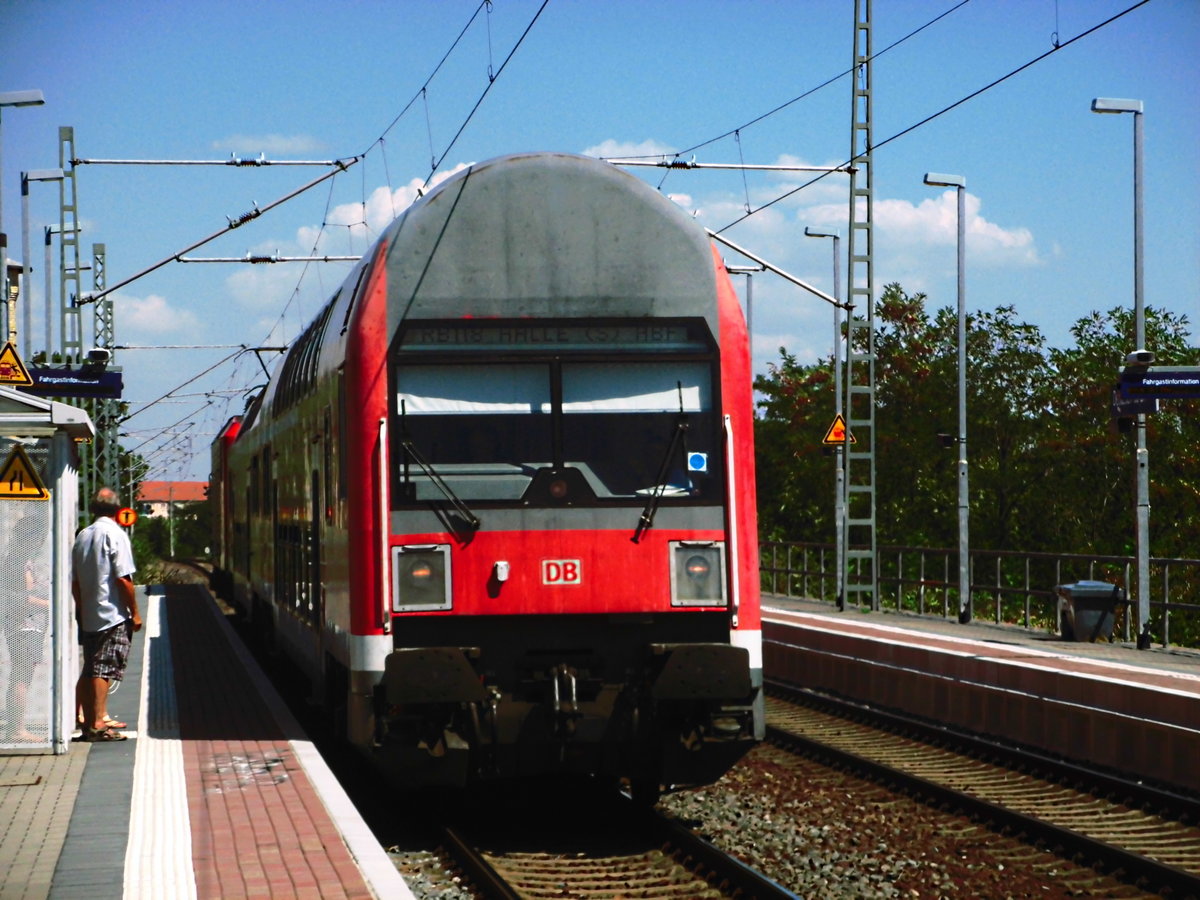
left=549, top=663, right=581, bottom=736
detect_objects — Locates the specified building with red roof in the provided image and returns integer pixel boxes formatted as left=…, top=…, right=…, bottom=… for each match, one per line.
left=136, top=480, right=208, bottom=518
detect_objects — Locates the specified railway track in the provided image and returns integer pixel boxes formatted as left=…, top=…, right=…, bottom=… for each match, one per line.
left=438, top=796, right=796, bottom=899
left=766, top=683, right=1200, bottom=898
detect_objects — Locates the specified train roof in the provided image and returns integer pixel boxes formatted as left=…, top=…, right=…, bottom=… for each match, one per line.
left=380, top=152, right=719, bottom=331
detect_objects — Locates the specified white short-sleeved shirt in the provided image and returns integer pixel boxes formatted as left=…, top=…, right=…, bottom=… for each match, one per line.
left=72, top=516, right=137, bottom=633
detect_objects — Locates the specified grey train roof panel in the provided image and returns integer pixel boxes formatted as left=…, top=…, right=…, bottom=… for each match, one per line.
left=382, top=152, right=719, bottom=332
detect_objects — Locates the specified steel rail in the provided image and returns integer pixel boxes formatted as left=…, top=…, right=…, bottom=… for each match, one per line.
left=766, top=683, right=1200, bottom=898
left=643, top=804, right=800, bottom=899
left=440, top=826, right=521, bottom=900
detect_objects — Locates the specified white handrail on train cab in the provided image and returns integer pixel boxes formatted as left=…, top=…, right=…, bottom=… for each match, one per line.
left=725, top=414, right=740, bottom=628
left=379, top=417, right=391, bottom=633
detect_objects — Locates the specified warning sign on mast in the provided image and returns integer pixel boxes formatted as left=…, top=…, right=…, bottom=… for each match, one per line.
left=0, top=445, right=49, bottom=500
left=0, top=342, right=33, bottom=386
left=822, top=414, right=856, bottom=446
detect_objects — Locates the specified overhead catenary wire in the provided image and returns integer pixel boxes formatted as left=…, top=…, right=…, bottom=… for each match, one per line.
left=661, top=0, right=975, bottom=161
left=79, top=159, right=358, bottom=304
left=713, top=0, right=1154, bottom=234
left=420, top=0, right=551, bottom=189
left=176, top=254, right=362, bottom=264
left=71, top=155, right=344, bottom=167
left=118, top=348, right=244, bottom=425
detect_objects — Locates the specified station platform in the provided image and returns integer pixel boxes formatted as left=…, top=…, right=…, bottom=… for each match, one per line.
left=762, top=594, right=1200, bottom=794
left=0, top=583, right=413, bottom=900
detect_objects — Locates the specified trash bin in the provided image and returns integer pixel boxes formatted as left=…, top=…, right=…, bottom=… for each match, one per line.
left=1056, top=580, right=1126, bottom=642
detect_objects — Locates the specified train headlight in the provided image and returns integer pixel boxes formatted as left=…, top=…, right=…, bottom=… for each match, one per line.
left=669, top=541, right=726, bottom=607
left=684, top=555, right=710, bottom=580
left=392, top=544, right=452, bottom=611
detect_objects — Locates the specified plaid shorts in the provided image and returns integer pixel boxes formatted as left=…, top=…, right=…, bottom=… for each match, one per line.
left=81, top=620, right=134, bottom=682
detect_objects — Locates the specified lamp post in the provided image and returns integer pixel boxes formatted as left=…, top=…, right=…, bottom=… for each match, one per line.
left=725, top=265, right=761, bottom=338
left=923, top=173, right=970, bottom=623
left=1, top=90, right=46, bottom=349
left=44, top=224, right=62, bottom=356
left=0, top=90, right=46, bottom=241
left=804, top=226, right=846, bottom=605
left=1092, top=96, right=1150, bottom=650
left=21, top=168, right=64, bottom=360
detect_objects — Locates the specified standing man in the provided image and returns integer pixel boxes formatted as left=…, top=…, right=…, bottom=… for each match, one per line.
left=72, top=487, right=141, bottom=742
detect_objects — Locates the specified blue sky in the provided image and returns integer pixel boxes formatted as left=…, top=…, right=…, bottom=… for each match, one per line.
left=2, top=0, right=1196, bottom=482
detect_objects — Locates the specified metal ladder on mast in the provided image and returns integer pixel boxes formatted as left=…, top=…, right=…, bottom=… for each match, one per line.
left=842, top=0, right=879, bottom=610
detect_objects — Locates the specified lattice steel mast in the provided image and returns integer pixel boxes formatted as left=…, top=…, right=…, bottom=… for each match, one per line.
left=843, top=0, right=879, bottom=609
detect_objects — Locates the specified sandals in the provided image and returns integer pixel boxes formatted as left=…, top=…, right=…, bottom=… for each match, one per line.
left=77, top=714, right=126, bottom=729
left=83, top=727, right=128, bottom=742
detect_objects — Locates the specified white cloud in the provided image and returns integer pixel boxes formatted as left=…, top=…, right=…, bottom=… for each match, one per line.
left=115, top=291, right=202, bottom=339
left=582, top=139, right=676, bottom=160
left=885, top=193, right=1039, bottom=266
left=210, top=134, right=328, bottom=156
left=665, top=192, right=699, bottom=216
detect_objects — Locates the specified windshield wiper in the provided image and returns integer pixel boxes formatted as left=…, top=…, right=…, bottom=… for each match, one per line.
left=399, top=402, right=480, bottom=531
left=632, top=382, right=688, bottom=543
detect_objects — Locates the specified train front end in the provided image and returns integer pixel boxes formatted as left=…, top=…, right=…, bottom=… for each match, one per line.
left=345, top=153, right=763, bottom=797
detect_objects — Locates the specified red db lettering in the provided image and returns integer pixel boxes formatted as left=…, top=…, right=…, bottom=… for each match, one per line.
left=542, top=559, right=582, bottom=585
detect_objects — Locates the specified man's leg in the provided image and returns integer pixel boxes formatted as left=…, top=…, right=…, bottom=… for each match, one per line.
left=89, top=677, right=111, bottom=731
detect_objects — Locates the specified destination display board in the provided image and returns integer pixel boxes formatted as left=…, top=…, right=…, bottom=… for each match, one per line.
left=20, top=366, right=124, bottom=399
left=1117, top=366, right=1200, bottom=401
left=399, top=321, right=711, bottom=353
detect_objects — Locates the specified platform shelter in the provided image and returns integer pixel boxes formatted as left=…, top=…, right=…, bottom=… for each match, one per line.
left=0, top=385, right=93, bottom=755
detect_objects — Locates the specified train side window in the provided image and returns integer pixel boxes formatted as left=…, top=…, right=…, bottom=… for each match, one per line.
left=337, top=370, right=348, bottom=501
left=262, top=448, right=273, bottom=516
left=340, top=265, right=369, bottom=334
left=323, top=408, right=335, bottom=521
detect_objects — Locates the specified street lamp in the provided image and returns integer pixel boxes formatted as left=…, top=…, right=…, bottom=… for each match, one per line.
left=0, top=90, right=46, bottom=237
left=804, top=226, right=846, bottom=606
left=725, top=264, right=761, bottom=338
left=0, top=89, right=46, bottom=350
left=44, top=224, right=74, bottom=356
left=923, top=172, right=971, bottom=624
left=1092, top=96, right=1151, bottom=650
left=21, top=168, right=64, bottom=360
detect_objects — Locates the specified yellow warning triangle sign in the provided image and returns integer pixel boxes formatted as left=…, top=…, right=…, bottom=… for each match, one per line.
left=822, top=413, right=856, bottom=446
left=0, top=445, right=49, bottom=500
left=0, top=342, right=33, bottom=386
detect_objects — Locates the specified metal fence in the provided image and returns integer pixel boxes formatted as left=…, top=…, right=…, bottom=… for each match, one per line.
left=761, top=541, right=1200, bottom=649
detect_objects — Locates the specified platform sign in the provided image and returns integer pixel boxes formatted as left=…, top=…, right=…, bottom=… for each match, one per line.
left=0, top=342, right=33, bottom=386
left=1110, top=388, right=1158, bottom=419
left=116, top=507, right=138, bottom=527
left=0, top=445, right=49, bottom=500
left=822, top=414, right=856, bottom=446
left=1118, top=366, right=1200, bottom=401
left=20, top=366, right=123, bottom=399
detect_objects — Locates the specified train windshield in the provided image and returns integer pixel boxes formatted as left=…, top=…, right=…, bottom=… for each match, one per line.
left=392, top=358, right=720, bottom=505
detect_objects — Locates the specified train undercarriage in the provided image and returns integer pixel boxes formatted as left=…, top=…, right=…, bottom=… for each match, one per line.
left=370, top=626, right=762, bottom=800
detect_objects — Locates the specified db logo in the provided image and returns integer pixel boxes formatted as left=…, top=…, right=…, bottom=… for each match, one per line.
left=542, top=559, right=582, bottom=585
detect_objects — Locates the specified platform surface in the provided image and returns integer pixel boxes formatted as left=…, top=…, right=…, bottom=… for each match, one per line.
left=764, top=592, right=1200, bottom=684
left=762, top=593, right=1200, bottom=792
left=0, top=583, right=412, bottom=900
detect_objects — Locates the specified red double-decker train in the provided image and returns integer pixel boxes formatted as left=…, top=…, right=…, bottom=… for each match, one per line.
left=210, top=152, right=763, bottom=800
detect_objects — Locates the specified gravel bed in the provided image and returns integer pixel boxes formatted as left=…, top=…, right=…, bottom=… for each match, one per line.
left=384, top=742, right=1155, bottom=898
left=658, top=743, right=1152, bottom=899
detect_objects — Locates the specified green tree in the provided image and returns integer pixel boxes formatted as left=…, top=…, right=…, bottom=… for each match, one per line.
left=754, top=291, right=1197, bottom=558
left=1042, top=306, right=1199, bottom=558
left=753, top=349, right=836, bottom=542
left=963, top=305, right=1050, bottom=550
